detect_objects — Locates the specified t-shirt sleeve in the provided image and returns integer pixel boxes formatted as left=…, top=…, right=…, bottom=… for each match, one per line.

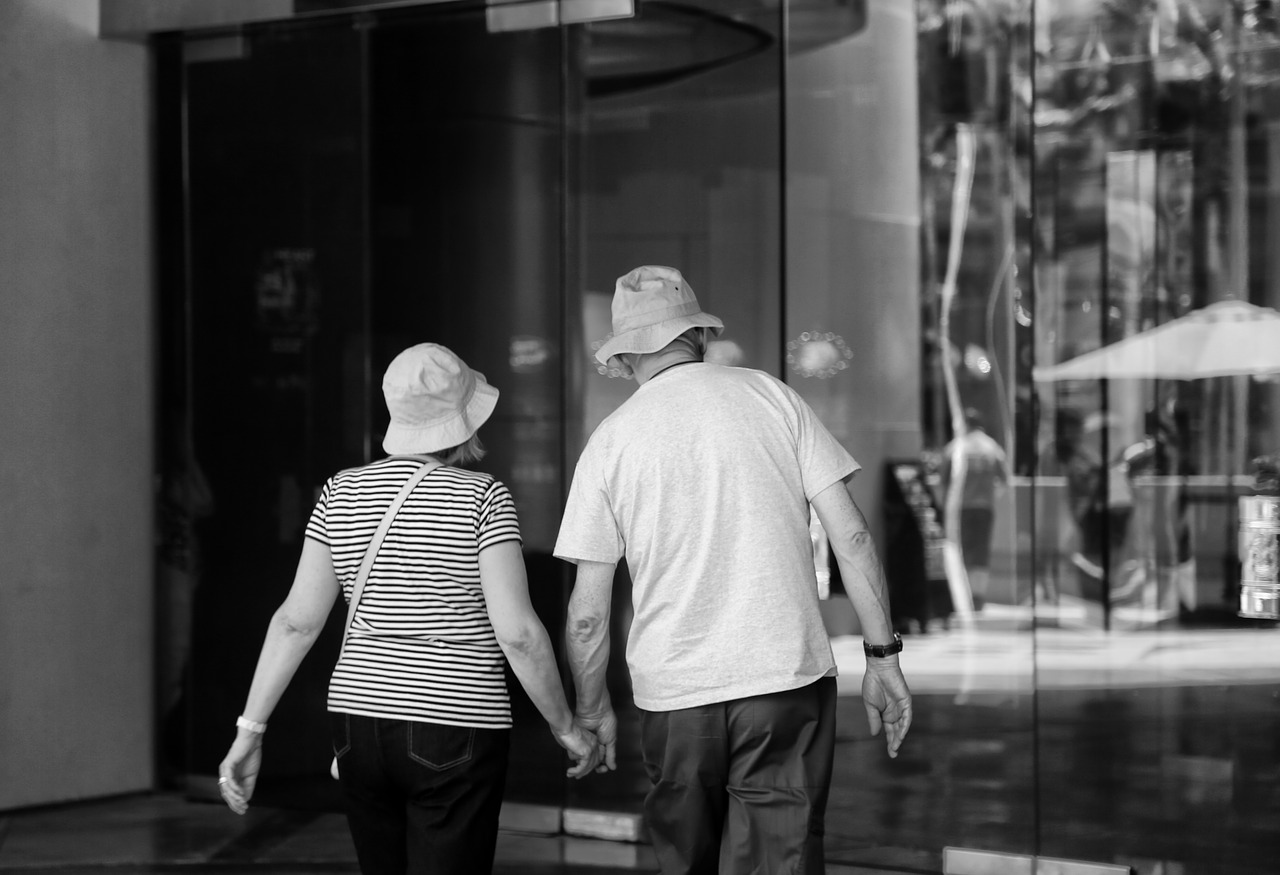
left=553, top=442, right=625, bottom=565
left=477, top=479, right=522, bottom=551
left=304, top=478, right=333, bottom=546
left=788, top=386, right=860, bottom=500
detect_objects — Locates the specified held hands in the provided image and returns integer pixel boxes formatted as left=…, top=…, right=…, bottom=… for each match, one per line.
left=554, top=717, right=610, bottom=778
left=570, top=705, right=618, bottom=776
left=217, top=731, right=263, bottom=815
left=862, top=659, right=913, bottom=758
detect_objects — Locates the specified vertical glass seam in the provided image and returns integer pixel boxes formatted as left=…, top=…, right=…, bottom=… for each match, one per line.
left=359, top=16, right=373, bottom=465
left=1027, top=0, right=1042, bottom=859
left=778, top=0, right=788, bottom=379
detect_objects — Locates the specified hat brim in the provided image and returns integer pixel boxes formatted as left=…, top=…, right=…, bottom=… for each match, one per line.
left=382, top=379, right=499, bottom=455
left=594, top=313, right=725, bottom=365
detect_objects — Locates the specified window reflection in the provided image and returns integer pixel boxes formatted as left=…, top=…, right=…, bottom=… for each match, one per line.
left=1032, top=0, right=1280, bottom=628
left=912, top=0, right=1280, bottom=869
left=1028, top=0, right=1280, bottom=868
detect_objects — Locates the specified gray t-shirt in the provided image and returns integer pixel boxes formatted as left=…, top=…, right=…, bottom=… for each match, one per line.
left=554, top=363, right=858, bottom=711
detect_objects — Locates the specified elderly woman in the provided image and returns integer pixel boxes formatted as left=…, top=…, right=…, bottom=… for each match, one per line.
left=217, top=343, right=600, bottom=875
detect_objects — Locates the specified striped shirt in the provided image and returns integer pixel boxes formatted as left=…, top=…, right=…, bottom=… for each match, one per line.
left=305, top=457, right=522, bottom=728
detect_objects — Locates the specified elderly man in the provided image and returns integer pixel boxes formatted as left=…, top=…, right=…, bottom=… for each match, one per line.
left=556, top=265, right=912, bottom=875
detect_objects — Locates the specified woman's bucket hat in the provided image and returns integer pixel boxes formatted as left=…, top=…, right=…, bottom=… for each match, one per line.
left=381, top=343, right=498, bottom=455
left=594, top=265, right=724, bottom=366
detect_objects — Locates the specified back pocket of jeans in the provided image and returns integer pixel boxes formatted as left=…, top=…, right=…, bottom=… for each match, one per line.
left=329, top=712, right=351, bottom=759
left=408, top=722, right=474, bottom=770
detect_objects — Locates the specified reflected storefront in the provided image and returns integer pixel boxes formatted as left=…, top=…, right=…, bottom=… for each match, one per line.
left=137, top=0, right=1279, bottom=872
left=919, top=1, right=1280, bottom=871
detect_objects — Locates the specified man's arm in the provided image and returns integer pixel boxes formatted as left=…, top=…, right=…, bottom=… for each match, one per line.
left=565, top=559, right=619, bottom=771
left=811, top=479, right=913, bottom=757
left=811, top=480, right=894, bottom=643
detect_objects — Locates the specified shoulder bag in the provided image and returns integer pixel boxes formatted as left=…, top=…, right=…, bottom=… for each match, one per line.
left=330, top=459, right=439, bottom=779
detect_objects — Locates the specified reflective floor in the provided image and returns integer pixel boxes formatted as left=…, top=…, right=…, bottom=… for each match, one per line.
left=3, top=605, right=1276, bottom=875
left=0, top=793, right=901, bottom=875
left=0, top=791, right=636, bottom=874
left=0, top=791, right=652, bottom=875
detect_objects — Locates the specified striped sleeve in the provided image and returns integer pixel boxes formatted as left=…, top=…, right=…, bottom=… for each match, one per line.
left=477, top=479, right=521, bottom=551
left=304, top=478, right=333, bottom=546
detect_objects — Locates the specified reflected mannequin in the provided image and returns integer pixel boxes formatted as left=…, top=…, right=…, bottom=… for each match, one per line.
left=940, top=407, right=1008, bottom=611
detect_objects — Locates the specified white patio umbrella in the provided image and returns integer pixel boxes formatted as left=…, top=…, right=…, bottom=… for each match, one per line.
left=1033, top=300, right=1280, bottom=382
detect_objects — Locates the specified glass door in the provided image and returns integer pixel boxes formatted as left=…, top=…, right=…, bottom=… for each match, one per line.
left=172, top=18, right=369, bottom=804
left=366, top=7, right=569, bottom=809
left=166, top=4, right=570, bottom=806
left=561, top=0, right=787, bottom=822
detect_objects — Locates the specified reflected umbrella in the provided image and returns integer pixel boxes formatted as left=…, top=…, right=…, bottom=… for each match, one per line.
left=1034, top=300, right=1280, bottom=622
left=1032, top=300, right=1280, bottom=382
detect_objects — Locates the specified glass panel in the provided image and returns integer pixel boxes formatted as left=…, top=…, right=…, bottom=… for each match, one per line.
left=172, top=5, right=569, bottom=807
left=791, top=1, right=1036, bottom=869
left=563, top=0, right=785, bottom=814
left=367, top=6, right=567, bottom=807
left=1032, top=1, right=1280, bottom=871
left=176, top=19, right=368, bottom=799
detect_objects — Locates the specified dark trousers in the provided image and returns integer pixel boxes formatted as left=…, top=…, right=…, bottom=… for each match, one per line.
left=639, top=677, right=837, bottom=875
left=329, top=712, right=510, bottom=875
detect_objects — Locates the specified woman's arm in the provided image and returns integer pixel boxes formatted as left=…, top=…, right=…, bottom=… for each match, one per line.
left=218, top=537, right=340, bottom=813
left=479, top=540, right=601, bottom=777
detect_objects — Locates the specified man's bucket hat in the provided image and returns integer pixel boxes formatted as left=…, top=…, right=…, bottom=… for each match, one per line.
left=594, top=265, right=724, bottom=366
left=382, top=343, right=499, bottom=455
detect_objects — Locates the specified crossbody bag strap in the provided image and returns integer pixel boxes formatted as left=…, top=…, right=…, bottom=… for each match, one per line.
left=339, top=460, right=440, bottom=658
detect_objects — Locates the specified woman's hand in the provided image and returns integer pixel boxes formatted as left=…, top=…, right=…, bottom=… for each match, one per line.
left=553, top=719, right=604, bottom=779
left=217, top=732, right=263, bottom=815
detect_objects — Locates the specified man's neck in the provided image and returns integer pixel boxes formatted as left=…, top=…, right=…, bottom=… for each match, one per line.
left=633, top=349, right=701, bottom=385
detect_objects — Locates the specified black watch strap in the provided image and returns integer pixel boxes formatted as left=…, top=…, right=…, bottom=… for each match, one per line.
left=864, top=632, right=903, bottom=658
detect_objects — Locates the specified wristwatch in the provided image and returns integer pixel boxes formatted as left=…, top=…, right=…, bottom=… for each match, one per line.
left=863, top=632, right=903, bottom=658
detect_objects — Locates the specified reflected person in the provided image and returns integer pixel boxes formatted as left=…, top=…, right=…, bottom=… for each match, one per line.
left=939, top=407, right=1007, bottom=611
left=217, top=343, right=601, bottom=875
left=556, top=266, right=912, bottom=875
left=1042, top=408, right=1108, bottom=599
left=156, top=408, right=214, bottom=782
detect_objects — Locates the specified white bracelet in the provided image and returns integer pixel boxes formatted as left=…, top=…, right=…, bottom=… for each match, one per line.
left=236, top=715, right=267, bottom=734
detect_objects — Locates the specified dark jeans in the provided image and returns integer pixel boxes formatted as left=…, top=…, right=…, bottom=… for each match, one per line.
left=639, top=677, right=836, bottom=875
left=329, top=712, right=510, bottom=875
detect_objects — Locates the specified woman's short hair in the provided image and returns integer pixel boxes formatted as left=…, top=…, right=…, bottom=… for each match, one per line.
left=435, top=433, right=486, bottom=467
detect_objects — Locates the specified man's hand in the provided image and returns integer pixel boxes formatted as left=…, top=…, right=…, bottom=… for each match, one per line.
left=862, top=660, right=912, bottom=758
left=574, top=707, right=618, bottom=773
